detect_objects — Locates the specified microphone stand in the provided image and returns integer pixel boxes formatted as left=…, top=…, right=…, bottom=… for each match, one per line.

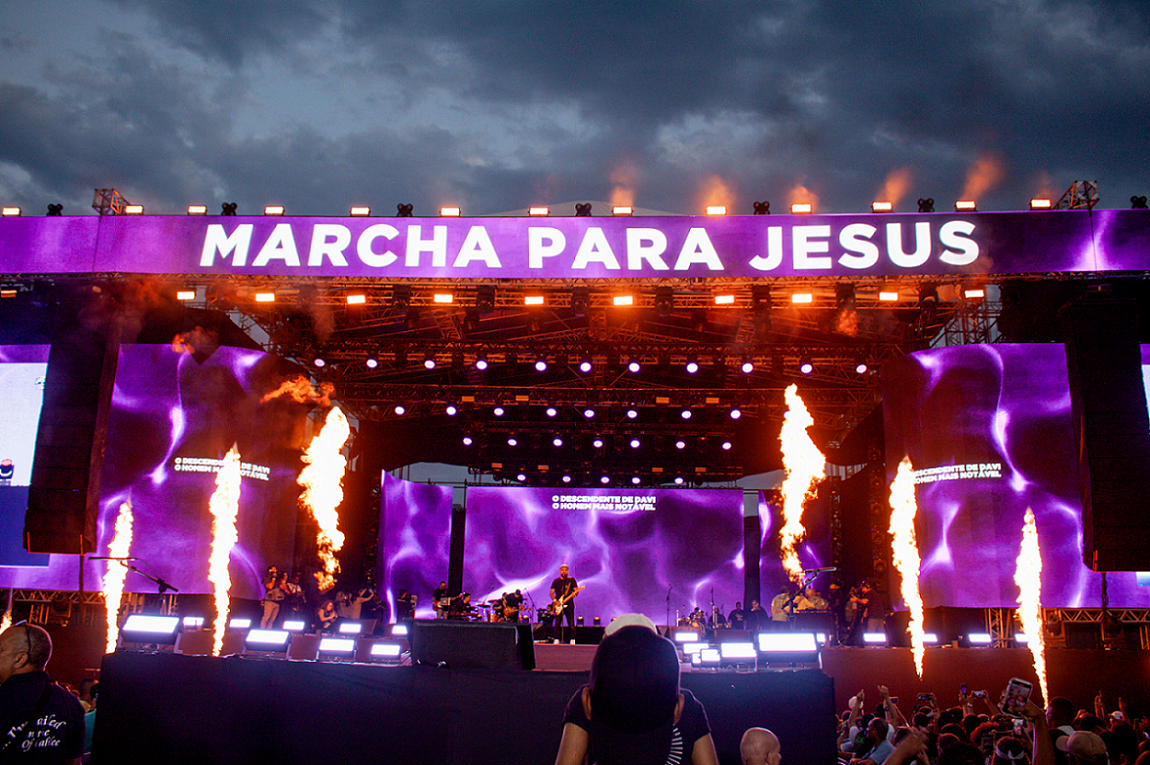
left=666, top=585, right=673, bottom=630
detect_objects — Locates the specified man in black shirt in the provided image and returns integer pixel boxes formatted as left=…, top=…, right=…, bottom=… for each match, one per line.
left=549, top=565, right=581, bottom=644
left=0, top=622, right=84, bottom=764
left=432, top=581, right=450, bottom=619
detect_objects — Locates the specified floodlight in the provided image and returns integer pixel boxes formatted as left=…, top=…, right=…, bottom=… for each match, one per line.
left=790, top=203, right=812, bottom=214
left=692, top=648, right=721, bottom=668
left=534, top=358, right=548, bottom=372
left=791, top=292, right=813, bottom=304
left=730, top=409, right=741, bottom=420
left=719, top=642, right=758, bottom=665
left=740, top=357, right=754, bottom=374
left=685, top=357, right=699, bottom=374
left=338, top=621, right=366, bottom=636
left=176, top=290, right=197, bottom=301
left=964, top=288, right=985, bottom=300
left=1014, top=633, right=1030, bottom=645
left=182, top=616, right=205, bottom=629
left=955, top=200, right=977, bottom=212
left=242, top=629, right=291, bottom=657
left=862, top=632, right=888, bottom=645
left=283, top=620, right=306, bottom=632
left=579, top=358, right=593, bottom=373
left=118, top=614, right=181, bottom=649
left=228, top=618, right=253, bottom=630
left=612, top=206, right=633, bottom=216
left=681, top=642, right=708, bottom=655
left=346, top=293, right=367, bottom=305
left=613, top=295, right=634, bottom=306
left=254, top=292, right=275, bottom=303
left=600, top=475, right=610, bottom=485
left=1, top=207, right=20, bottom=217
left=317, top=637, right=358, bottom=661
left=433, top=293, right=453, bottom=304
left=475, top=355, right=489, bottom=371
left=871, top=201, right=893, bottom=212
left=967, top=632, right=993, bottom=646
left=349, top=206, right=372, bottom=216
left=923, top=633, right=939, bottom=644
left=524, top=294, right=545, bottom=306
left=592, top=438, right=604, bottom=449
left=369, top=642, right=404, bottom=663
left=705, top=205, right=727, bottom=216
left=756, top=632, right=820, bottom=665
left=124, top=205, right=144, bottom=215
left=263, top=205, right=285, bottom=215
left=394, top=405, right=406, bottom=416
left=799, top=360, right=814, bottom=375
left=528, top=207, right=550, bottom=216
left=1029, top=199, right=1051, bottom=210
left=673, top=628, right=702, bottom=643
left=439, top=206, right=462, bottom=217
left=390, top=623, right=410, bottom=637
left=186, top=205, right=207, bottom=215
left=627, top=359, right=641, bottom=373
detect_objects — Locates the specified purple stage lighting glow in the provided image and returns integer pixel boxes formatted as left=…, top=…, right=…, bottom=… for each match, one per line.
left=462, top=436, right=473, bottom=446
left=493, top=406, right=505, bottom=417
left=552, top=437, right=563, bottom=447
left=722, top=441, right=732, bottom=450
left=366, top=358, right=378, bottom=369
left=313, top=358, right=325, bottom=368
left=445, top=405, right=457, bottom=416
left=600, top=476, right=610, bottom=484
left=630, top=439, right=641, bottom=449
left=631, top=477, right=641, bottom=485
left=676, top=440, right=687, bottom=450
left=424, top=358, right=436, bottom=370
left=730, top=409, right=742, bottom=420
left=686, top=360, right=699, bottom=374
left=741, top=360, right=754, bottom=374
left=546, top=407, right=557, bottom=417
left=579, top=360, right=592, bottom=373
left=856, top=361, right=868, bottom=374
left=626, top=409, right=638, bottom=419
left=674, top=476, right=685, bottom=485
left=583, top=408, right=595, bottom=419
left=517, top=473, right=527, bottom=482
left=799, top=361, right=814, bottom=375
left=562, top=475, right=571, bottom=483
left=627, top=360, right=641, bottom=373
left=394, top=405, right=405, bottom=415
left=535, top=359, right=548, bottom=372
left=507, top=437, right=518, bottom=447
left=681, top=409, right=692, bottom=420
left=475, top=358, right=489, bottom=371
left=592, top=438, right=604, bottom=449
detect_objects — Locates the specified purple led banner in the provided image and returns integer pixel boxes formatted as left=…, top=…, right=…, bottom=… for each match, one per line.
left=3, top=209, right=1149, bottom=278
left=462, top=486, right=744, bottom=625
left=883, top=344, right=1150, bottom=609
left=378, top=471, right=453, bottom=619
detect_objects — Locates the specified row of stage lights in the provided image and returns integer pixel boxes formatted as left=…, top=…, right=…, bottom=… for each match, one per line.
left=10, top=195, right=1150, bottom=219
left=116, top=613, right=411, bottom=664
left=325, top=352, right=859, bottom=377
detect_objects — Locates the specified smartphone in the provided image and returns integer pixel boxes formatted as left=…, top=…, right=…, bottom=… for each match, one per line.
left=973, top=690, right=987, bottom=698
left=980, top=733, right=995, bottom=756
left=1002, top=677, right=1033, bottom=717
left=960, top=684, right=968, bottom=697
left=918, top=693, right=932, bottom=702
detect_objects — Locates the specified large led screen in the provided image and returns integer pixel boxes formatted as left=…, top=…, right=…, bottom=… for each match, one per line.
left=462, top=487, right=744, bottom=626
left=0, top=344, right=307, bottom=597
left=0, top=345, right=50, bottom=568
left=883, top=343, right=1150, bottom=608
left=378, top=471, right=452, bottom=619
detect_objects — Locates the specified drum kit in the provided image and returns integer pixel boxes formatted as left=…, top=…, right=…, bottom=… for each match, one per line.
left=472, top=599, right=525, bottom=623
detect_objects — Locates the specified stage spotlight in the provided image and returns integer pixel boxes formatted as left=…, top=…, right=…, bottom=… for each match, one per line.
left=790, top=203, right=812, bottom=214
left=855, top=358, right=869, bottom=375
left=528, top=206, right=550, bottom=216
left=675, top=440, right=686, bottom=450
left=462, top=436, right=473, bottom=446
left=264, top=205, right=285, bottom=216
left=433, top=293, right=453, bottom=304
left=592, top=438, right=604, bottom=449
left=600, top=475, right=610, bottom=484
left=871, top=201, right=893, bottom=213
left=917, top=198, right=934, bottom=213
left=692, top=648, right=721, bottom=668
left=740, top=357, right=754, bottom=374
left=964, top=287, right=985, bottom=300
left=493, top=406, right=505, bottom=417
left=705, top=205, right=726, bottom=215
left=629, top=438, right=640, bottom=449
left=349, top=206, right=371, bottom=216
left=1132, top=196, right=1149, bottom=209
left=752, top=201, right=770, bottom=215
left=879, top=290, right=899, bottom=301
left=571, top=286, right=590, bottom=315
left=631, top=476, right=641, bottom=485
left=544, top=406, right=558, bottom=417
left=346, top=293, right=367, bottom=305
left=394, top=405, right=406, bottom=416
left=534, top=357, right=548, bottom=372
left=124, top=205, right=144, bottom=215
left=338, top=621, right=369, bottom=636
left=720, top=642, right=758, bottom=666
left=176, top=289, right=196, bottom=301
left=552, top=437, right=563, bottom=447
left=313, top=357, right=326, bottom=368
left=242, top=629, right=291, bottom=657
left=186, top=205, right=207, bottom=215
left=791, top=292, right=813, bottom=304
left=423, top=354, right=436, bottom=370
left=612, top=206, right=633, bottom=216
left=799, top=359, right=814, bottom=375
left=579, top=357, right=593, bottom=373
left=46, top=203, right=63, bottom=216
left=685, top=356, right=699, bottom=374
left=507, top=437, right=518, bottom=447
left=228, top=618, right=253, bottom=630
left=729, top=408, right=741, bottom=420
left=756, top=632, right=819, bottom=665
left=439, top=206, right=462, bottom=217
left=475, top=285, right=495, bottom=314
left=862, top=632, right=888, bottom=646
left=391, top=285, right=412, bottom=310
left=655, top=286, right=674, bottom=315
left=613, top=295, right=634, bottom=306
left=721, top=441, right=732, bottom=450
left=475, top=355, right=488, bottom=371
left=317, top=637, right=358, bottom=662
left=626, top=408, right=638, bottom=419
left=396, top=203, right=414, bottom=217
left=118, top=614, right=181, bottom=650
left=1029, top=198, right=1051, bottom=210
left=714, top=293, right=736, bottom=305
left=680, top=409, right=692, bottom=420
left=627, top=358, right=641, bottom=373
left=574, top=203, right=592, bottom=217
left=583, top=408, right=595, bottom=419
left=967, top=632, right=993, bottom=646
left=524, top=294, right=545, bottom=307
left=562, top=474, right=572, bottom=483
left=674, top=476, right=684, bottom=485
left=221, top=202, right=238, bottom=215
left=954, top=200, right=976, bottom=212
left=390, top=623, right=410, bottom=637
left=254, top=292, right=275, bottom=303
left=282, top=620, right=306, bottom=633
left=369, top=643, right=404, bottom=664
left=182, top=616, right=205, bottom=629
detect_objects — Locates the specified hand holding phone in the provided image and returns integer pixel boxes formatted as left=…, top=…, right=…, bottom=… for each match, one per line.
left=1002, top=677, right=1034, bottom=717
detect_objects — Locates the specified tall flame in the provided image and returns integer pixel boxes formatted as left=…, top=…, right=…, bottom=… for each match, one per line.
left=1015, top=508, right=1048, bottom=704
left=889, top=458, right=926, bottom=677
left=0, top=589, right=12, bottom=634
left=299, top=407, right=350, bottom=592
left=208, top=445, right=243, bottom=656
left=103, top=501, right=135, bottom=654
left=778, top=385, right=826, bottom=581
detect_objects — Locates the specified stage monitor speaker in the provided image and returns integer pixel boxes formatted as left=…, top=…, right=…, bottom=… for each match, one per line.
left=1062, top=297, right=1150, bottom=571
left=25, top=342, right=116, bottom=554
left=410, top=621, right=535, bottom=671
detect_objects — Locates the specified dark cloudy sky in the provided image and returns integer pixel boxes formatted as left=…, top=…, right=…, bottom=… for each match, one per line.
left=1, top=0, right=1147, bottom=217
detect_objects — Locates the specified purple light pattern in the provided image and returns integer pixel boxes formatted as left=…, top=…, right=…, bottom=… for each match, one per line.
left=378, top=472, right=453, bottom=619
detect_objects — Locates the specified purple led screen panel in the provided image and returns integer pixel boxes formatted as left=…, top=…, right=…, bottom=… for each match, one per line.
left=0, top=345, right=306, bottom=597
left=0, top=345, right=50, bottom=568
left=378, top=471, right=453, bottom=619
left=461, top=487, right=744, bottom=625
left=883, top=344, right=1150, bottom=609
left=757, top=491, right=834, bottom=599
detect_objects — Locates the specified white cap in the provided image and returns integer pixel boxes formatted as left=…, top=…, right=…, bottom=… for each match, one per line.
left=604, top=613, right=657, bottom=636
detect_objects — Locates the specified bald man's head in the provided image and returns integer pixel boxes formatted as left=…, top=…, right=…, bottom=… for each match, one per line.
left=741, top=727, right=781, bottom=765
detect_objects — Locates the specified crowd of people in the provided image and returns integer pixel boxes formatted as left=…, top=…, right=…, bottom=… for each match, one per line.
left=259, top=564, right=378, bottom=634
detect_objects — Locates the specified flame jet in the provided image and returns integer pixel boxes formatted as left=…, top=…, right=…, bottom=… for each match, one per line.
left=1015, top=508, right=1048, bottom=704
left=778, top=385, right=826, bottom=581
left=889, top=458, right=926, bottom=677
left=299, top=407, right=350, bottom=592
left=103, top=501, right=135, bottom=654
left=209, top=445, right=242, bottom=656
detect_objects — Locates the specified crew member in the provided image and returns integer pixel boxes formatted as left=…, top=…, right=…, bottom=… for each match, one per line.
left=549, top=565, right=581, bottom=644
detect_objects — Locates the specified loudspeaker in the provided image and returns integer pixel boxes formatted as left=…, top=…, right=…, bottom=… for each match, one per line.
left=573, top=626, right=605, bottom=645
left=25, top=342, right=116, bottom=554
left=410, top=621, right=535, bottom=671
left=1062, top=298, right=1150, bottom=571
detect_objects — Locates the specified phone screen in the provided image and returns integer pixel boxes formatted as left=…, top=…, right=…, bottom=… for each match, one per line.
left=960, top=684, right=968, bottom=697
left=1003, top=677, right=1033, bottom=717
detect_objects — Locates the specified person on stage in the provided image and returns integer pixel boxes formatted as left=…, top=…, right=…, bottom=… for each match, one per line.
left=316, top=599, right=338, bottom=634
left=261, top=565, right=286, bottom=629
left=728, top=602, right=746, bottom=630
left=433, top=581, right=450, bottom=619
left=795, top=586, right=828, bottom=611
left=745, top=599, right=768, bottom=631
left=502, top=589, right=524, bottom=623
left=549, top=565, right=581, bottom=644
left=396, top=589, right=417, bottom=620
left=449, top=592, right=476, bottom=620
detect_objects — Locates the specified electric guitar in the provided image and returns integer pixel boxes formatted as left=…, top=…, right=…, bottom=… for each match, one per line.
left=550, top=585, right=586, bottom=616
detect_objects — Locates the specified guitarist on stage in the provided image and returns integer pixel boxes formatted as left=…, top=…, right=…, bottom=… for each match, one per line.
left=549, top=564, right=582, bottom=644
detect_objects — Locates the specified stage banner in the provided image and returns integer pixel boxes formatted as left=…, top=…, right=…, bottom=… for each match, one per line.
left=882, top=343, right=1150, bottom=609
left=462, top=486, right=744, bottom=626
left=3, top=209, right=1149, bottom=278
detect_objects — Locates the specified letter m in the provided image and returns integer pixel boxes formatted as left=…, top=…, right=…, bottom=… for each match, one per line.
left=201, top=224, right=253, bottom=267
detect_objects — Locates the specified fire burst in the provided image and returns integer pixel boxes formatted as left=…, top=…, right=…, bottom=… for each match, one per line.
left=778, top=385, right=826, bottom=581
left=0, top=589, right=12, bottom=634
left=1015, top=508, right=1048, bottom=704
left=299, top=407, right=350, bottom=592
left=889, top=458, right=926, bottom=677
left=103, top=501, right=135, bottom=654
left=209, top=445, right=243, bottom=656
